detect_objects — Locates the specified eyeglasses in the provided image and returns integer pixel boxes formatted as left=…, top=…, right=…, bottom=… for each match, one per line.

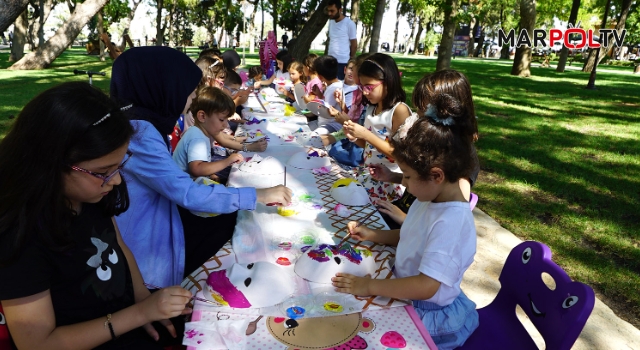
left=357, top=81, right=383, bottom=94
left=69, top=151, right=133, bottom=187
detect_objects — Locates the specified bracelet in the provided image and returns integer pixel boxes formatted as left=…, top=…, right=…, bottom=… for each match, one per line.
left=242, top=143, right=248, bottom=152
left=104, top=314, right=117, bottom=340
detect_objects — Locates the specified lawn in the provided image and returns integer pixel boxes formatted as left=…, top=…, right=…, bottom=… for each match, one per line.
left=1, top=47, right=639, bottom=327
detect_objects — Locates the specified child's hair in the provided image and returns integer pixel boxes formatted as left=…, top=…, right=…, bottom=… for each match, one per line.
left=347, top=57, right=357, bottom=67
left=314, top=55, right=338, bottom=81
left=224, top=69, right=242, bottom=86
left=194, top=56, right=227, bottom=89
left=192, top=86, right=236, bottom=126
left=0, top=82, right=133, bottom=265
left=358, top=53, right=405, bottom=110
left=276, top=50, right=293, bottom=72
left=303, top=53, right=319, bottom=74
left=352, top=53, right=371, bottom=71
left=199, top=47, right=223, bottom=58
left=248, top=66, right=263, bottom=79
left=411, top=69, right=478, bottom=139
left=288, top=61, right=308, bottom=84
left=222, top=49, right=241, bottom=71
left=391, top=92, right=477, bottom=183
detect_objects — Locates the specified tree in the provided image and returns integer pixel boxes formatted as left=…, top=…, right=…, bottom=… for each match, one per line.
left=556, top=0, right=580, bottom=72
left=289, top=0, right=332, bottom=61
left=27, top=0, right=55, bottom=50
left=436, top=0, right=459, bottom=71
left=510, top=0, right=536, bottom=77
left=0, top=0, right=30, bottom=33
left=9, top=0, right=109, bottom=70
left=582, top=0, right=634, bottom=71
left=368, top=0, right=387, bottom=52
left=9, top=10, right=28, bottom=62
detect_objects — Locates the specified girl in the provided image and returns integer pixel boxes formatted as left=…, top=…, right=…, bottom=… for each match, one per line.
left=333, top=92, right=480, bottom=349
left=0, top=82, right=192, bottom=349
left=367, top=70, right=480, bottom=228
left=110, top=47, right=291, bottom=288
left=247, top=66, right=275, bottom=90
left=343, top=53, right=411, bottom=203
left=172, top=87, right=244, bottom=181
left=302, top=53, right=323, bottom=103
left=277, top=60, right=306, bottom=104
left=274, top=50, right=292, bottom=81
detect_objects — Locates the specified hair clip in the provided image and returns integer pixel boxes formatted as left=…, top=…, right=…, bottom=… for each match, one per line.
left=209, top=60, right=221, bottom=69
left=424, top=104, right=454, bottom=126
left=392, top=113, right=418, bottom=142
left=363, top=59, right=385, bottom=74
left=93, top=104, right=134, bottom=126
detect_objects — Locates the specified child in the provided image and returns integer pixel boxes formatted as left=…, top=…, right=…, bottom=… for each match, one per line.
left=302, top=53, right=323, bottom=103
left=247, top=66, right=275, bottom=90
left=370, top=70, right=481, bottom=228
left=173, top=87, right=244, bottom=182
left=338, top=59, right=358, bottom=112
left=343, top=53, right=411, bottom=202
left=274, top=50, right=292, bottom=81
left=332, top=94, right=480, bottom=349
left=313, top=55, right=344, bottom=134
left=0, top=82, right=193, bottom=349
left=277, top=60, right=306, bottom=104
left=195, top=55, right=226, bottom=90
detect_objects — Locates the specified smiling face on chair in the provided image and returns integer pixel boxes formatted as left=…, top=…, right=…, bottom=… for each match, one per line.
left=501, top=242, right=595, bottom=344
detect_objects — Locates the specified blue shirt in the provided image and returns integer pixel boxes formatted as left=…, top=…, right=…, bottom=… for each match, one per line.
left=116, top=120, right=257, bottom=287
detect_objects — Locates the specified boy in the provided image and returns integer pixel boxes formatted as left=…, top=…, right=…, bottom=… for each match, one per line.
left=313, top=55, right=343, bottom=134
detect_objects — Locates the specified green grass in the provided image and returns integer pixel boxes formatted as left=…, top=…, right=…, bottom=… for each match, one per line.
left=2, top=47, right=640, bottom=326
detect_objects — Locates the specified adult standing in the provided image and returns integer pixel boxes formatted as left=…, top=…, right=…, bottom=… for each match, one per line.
left=325, top=0, right=357, bottom=80
left=281, top=33, right=289, bottom=49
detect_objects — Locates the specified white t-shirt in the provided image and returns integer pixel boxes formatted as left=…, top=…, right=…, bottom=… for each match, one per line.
left=328, top=17, right=357, bottom=63
left=394, top=200, right=477, bottom=306
left=319, top=80, right=343, bottom=126
left=342, top=83, right=358, bottom=110
left=172, top=126, right=211, bottom=174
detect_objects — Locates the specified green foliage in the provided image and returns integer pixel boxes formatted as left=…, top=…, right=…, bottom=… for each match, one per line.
left=423, top=29, right=440, bottom=49
left=358, top=0, right=379, bottom=26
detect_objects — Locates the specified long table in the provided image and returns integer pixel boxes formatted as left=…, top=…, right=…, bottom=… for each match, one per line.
left=181, top=105, right=436, bottom=349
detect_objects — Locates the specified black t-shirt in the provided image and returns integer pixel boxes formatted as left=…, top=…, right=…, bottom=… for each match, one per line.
left=0, top=203, right=135, bottom=331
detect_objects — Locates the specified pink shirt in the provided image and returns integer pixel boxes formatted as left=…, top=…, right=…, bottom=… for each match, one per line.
left=305, top=77, right=323, bottom=96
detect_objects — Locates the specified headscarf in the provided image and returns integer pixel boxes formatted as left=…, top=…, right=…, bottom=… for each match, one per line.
left=110, top=46, right=202, bottom=137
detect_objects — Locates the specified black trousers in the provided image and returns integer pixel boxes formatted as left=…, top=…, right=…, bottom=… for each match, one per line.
left=178, top=206, right=238, bottom=278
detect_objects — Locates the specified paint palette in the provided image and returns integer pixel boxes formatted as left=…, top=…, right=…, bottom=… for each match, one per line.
left=279, top=295, right=313, bottom=320
left=315, top=291, right=347, bottom=316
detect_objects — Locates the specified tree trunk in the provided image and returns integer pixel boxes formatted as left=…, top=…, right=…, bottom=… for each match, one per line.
left=119, top=0, right=141, bottom=50
left=362, top=26, right=372, bottom=53
left=436, top=0, right=458, bottom=71
left=289, top=0, right=331, bottom=62
left=582, top=0, right=633, bottom=72
left=261, top=0, right=265, bottom=39
left=556, top=0, right=580, bottom=72
left=368, top=0, right=386, bottom=53
left=9, top=0, right=108, bottom=69
left=0, top=0, right=30, bottom=33
left=467, top=18, right=476, bottom=57
left=9, top=10, right=28, bottom=62
left=27, top=0, right=53, bottom=49
left=357, top=24, right=366, bottom=52
left=97, top=10, right=105, bottom=61
left=155, top=0, right=164, bottom=46
left=499, top=6, right=510, bottom=59
left=474, top=27, right=484, bottom=57
left=270, top=0, right=278, bottom=42
left=404, top=15, right=416, bottom=56
left=248, top=0, right=258, bottom=53
left=392, top=1, right=401, bottom=53
left=413, top=20, right=423, bottom=55
left=510, top=0, right=536, bottom=77
left=350, top=0, right=359, bottom=20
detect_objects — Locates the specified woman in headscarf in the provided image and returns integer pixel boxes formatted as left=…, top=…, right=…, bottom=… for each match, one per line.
left=111, top=47, right=291, bottom=288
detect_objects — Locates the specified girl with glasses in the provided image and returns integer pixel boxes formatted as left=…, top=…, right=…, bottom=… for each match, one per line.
left=342, top=53, right=412, bottom=204
left=0, top=82, right=193, bottom=349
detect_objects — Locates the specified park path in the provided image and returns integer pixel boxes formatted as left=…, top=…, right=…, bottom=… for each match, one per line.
left=464, top=208, right=640, bottom=350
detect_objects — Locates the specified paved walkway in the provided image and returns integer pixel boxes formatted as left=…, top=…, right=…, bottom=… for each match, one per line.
left=465, top=208, right=640, bottom=349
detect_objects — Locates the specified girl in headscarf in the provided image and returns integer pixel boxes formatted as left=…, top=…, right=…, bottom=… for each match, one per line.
left=111, top=47, right=291, bottom=288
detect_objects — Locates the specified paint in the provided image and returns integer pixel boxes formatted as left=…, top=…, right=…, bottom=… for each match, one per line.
left=276, top=257, right=292, bottom=266
left=286, top=306, right=306, bottom=319
left=323, top=302, right=344, bottom=313
left=299, top=235, right=316, bottom=245
left=278, top=241, right=293, bottom=250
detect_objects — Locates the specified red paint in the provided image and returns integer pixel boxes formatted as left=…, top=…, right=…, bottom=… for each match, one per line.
left=276, top=257, right=292, bottom=266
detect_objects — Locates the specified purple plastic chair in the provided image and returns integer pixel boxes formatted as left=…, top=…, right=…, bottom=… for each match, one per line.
left=459, top=241, right=595, bottom=350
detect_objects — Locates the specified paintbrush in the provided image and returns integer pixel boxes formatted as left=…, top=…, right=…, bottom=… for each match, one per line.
left=338, top=208, right=377, bottom=246
left=143, top=283, right=221, bottom=306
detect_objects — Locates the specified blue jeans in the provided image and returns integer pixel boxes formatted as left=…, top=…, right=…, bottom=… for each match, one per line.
left=336, top=63, right=347, bottom=80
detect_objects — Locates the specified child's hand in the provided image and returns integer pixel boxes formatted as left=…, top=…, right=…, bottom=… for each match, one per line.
left=253, top=82, right=261, bottom=90
left=368, top=163, right=394, bottom=182
left=343, top=120, right=368, bottom=140
left=346, top=221, right=375, bottom=241
left=248, top=139, right=268, bottom=152
left=334, top=88, right=343, bottom=104
left=334, top=111, right=350, bottom=124
left=227, top=153, right=244, bottom=165
left=139, top=286, right=192, bottom=324
left=332, top=273, right=371, bottom=296
left=228, top=113, right=242, bottom=122
left=256, top=185, right=293, bottom=206
left=320, top=134, right=337, bottom=147
left=312, top=84, right=324, bottom=99
left=277, top=86, right=287, bottom=94
left=376, top=200, right=407, bottom=225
